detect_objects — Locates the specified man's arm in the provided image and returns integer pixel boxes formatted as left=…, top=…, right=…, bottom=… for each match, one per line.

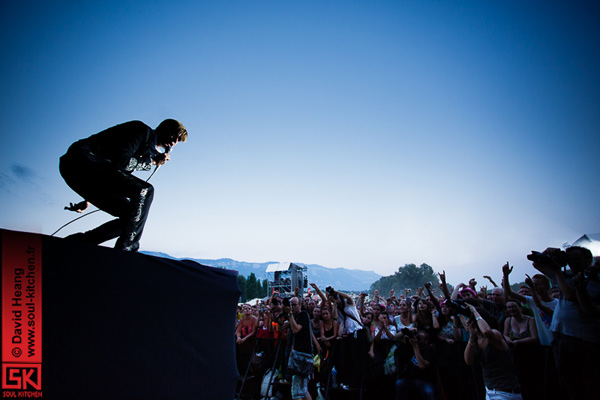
left=573, top=272, right=600, bottom=316
left=424, top=282, right=440, bottom=310
left=502, top=263, right=526, bottom=304
left=464, top=327, right=477, bottom=366
left=333, top=289, right=355, bottom=306
left=288, top=312, right=303, bottom=335
left=451, top=283, right=465, bottom=300
left=483, top=275, right=499, bottom=288
left=409, top=338, right=430, bottom=369
left=524, top=274, right=555, bottom=317
left=438, top=271, right=452, bottom=300
left=310, top=283, right=328, bottom=304
left=65, top=200, right=90, bottom=213
left=468, top=305, right=507, bottom=351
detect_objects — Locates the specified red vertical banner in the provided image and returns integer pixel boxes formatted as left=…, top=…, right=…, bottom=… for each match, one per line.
left=2, top=230, right=43, bottom=394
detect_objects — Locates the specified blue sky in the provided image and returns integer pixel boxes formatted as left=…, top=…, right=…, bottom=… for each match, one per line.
left=1, top=1, right=599, bottom=286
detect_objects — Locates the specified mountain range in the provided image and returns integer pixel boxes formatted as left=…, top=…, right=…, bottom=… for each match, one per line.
left=141, top=252, right=381, bottom=291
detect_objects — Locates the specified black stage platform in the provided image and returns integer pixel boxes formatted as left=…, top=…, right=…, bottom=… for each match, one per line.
left=1, top=228, right=241, bottom=399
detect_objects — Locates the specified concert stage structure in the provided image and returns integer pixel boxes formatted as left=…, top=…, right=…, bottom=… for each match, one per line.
left=266, top=261, right=308, bottom=296
left=1, top=228, right=241, bottom=399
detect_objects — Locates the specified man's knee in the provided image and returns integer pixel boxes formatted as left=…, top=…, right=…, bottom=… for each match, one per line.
left=142, top=183, right=154, bottom=204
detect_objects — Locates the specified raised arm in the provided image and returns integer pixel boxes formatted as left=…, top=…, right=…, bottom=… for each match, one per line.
left=310, top=283, right=328, bottom=304
left=502, top=262, right=526, bottom=304
left=333, top=288, right=355, bottom=306
left=424, top=282, right=440, bottom=310
left=451, top=283, right=465, bottom=300
left=409, top=337, right=430, bottom=369
left=467, top=305, right=507, bottom=351
left=438, top=271, right=452, bottom=300
left=524, top=274, right=555, bottom=317
left=483, top=275, right=499, bottom=288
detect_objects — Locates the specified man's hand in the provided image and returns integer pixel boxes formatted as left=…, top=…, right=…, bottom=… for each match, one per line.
left=65, top=200, right=90, bottom=213
left=408, top=337, right=419, bottom=348
left=152, top=152, right=171, bottom=166
left=502, top=262, right=513, bottom=277
left=524, top=274, right=534, bottom=289
left=572, top=271, right=589, bottom=290
left=480, top=285, right=488, bottom=297
left=439, top=270, right=446, bottom=284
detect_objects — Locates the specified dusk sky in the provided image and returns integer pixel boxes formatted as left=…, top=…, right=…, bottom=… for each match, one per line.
left=1, top=1, right=598, bottom=286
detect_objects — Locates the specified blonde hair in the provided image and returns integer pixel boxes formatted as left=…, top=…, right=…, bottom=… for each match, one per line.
left=157, top=119, right=188, bottom=142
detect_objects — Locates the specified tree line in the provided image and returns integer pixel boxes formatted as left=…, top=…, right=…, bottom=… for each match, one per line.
left=238, top=273, right=269, bottom=302
left=370, top=263, right=441, bottom=295
left=370, top=263, right=524, bottom=296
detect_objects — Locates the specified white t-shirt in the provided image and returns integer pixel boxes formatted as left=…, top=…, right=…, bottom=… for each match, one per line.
left=550, top=278, right=600, bottom=344
left=339, top=304, right=363, bottom=334
left=524, top=295, right=557, bottom=346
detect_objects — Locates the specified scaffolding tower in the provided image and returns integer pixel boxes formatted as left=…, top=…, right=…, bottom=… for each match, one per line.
left=266, top=262, right=308, bottom=295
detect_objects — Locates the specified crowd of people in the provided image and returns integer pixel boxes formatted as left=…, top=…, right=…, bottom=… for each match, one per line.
left=234, top=246, right=599, bottom=400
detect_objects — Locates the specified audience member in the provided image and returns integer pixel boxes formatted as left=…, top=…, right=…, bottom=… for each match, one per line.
left=235, top=304, right=258, bottom=375
left=234, top=244, right=598, bottom=400
left=541, top=246, right=600, bottom=400
left=395, top=331, right=438, bottom=400
left=462, top=304, right=522, bottom=399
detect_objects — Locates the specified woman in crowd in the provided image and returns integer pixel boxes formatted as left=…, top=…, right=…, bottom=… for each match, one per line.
left=310, top=306, right=322, bottom=340
left=503, top=301, right=538, bottom=347
left=319, top=306, right=338, bottom=350
left=503, top=300, right=539, bottom=400
left=463, top=304, right=522, bottom=400
left=235, top=304, right=258, bottom=375
left=414, top=299, right=440, bottom=334
left=437, top=300, right=477, bottom=399
left=394, top=299, right=415, bottom=331
left=329, top=286, right=370, bottom=391
left=367, top=310, right=398, bottom=398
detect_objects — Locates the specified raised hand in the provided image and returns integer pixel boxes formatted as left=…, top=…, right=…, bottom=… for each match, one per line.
left=65, top=200, right=89, bottom=213
left=502, top=262, right=513, bottom=276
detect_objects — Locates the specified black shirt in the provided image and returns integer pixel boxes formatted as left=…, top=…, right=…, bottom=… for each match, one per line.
left=292, top=310, right=312, bottom=354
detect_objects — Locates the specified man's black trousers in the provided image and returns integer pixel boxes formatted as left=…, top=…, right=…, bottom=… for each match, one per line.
left=59, top=143, right=154, bottom=251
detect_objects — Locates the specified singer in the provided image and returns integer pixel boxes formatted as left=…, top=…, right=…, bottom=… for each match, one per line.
left=59, top=119, right=188, bottom=251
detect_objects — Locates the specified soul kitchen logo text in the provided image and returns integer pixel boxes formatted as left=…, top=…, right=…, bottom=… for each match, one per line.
left=2, top=232, right=42, bottom=397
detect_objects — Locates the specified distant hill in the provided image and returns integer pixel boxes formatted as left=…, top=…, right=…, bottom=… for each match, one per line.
left=141, top=252, right=381, bottom=291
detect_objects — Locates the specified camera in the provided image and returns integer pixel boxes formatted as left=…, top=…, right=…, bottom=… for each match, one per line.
left=282, top=297, right=291, bottom=307
left=527, top=250, right=568, bottom=268
left=401, top=328, right=416, bottom=339
left=447, top=300, right=472, bottom=318
left=326, top=286, right=335, bottom=296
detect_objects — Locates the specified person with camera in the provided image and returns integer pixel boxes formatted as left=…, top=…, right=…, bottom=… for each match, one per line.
left=284, top=296, right=313, bottom=400
left=395, top=329, right=438, bottom=400
left=462, top=303, right=522, bottom=399
left=531, top=246, right=600, bottom=400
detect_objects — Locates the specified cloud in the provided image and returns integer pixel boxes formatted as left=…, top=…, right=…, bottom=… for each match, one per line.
left=10, top=164, right=36, bottom=183
left=0, top=164, right=54, bottom=205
